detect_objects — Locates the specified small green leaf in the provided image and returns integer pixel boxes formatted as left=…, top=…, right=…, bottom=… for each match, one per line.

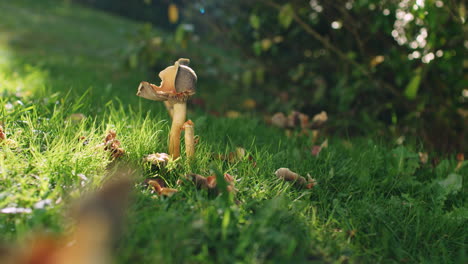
left=221, top=209, right=230, bottom=240
left=253, top=41, right=262, bottom=56
left=129, top=54, right=138, bottom=69
left=278, top=4, right=294, bottom=29
left=291, top=63, right=305, bottom=81
left=255, top=67, right=265, bottom=84
left=242, top=70, right=253, bottom=86
left=404, top=67, right=422, bottom=100
left=249, top=14, right=260, bottom=29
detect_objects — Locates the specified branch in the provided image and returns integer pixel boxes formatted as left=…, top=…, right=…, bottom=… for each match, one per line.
left=330, top=2, right=366, bottom=57
left=260, top=0, right=401, bottom=97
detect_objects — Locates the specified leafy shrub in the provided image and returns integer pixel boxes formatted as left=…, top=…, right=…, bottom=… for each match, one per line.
left=121, top=0, right=466, bottom=152
left=186, top=0, right=467, bottom=151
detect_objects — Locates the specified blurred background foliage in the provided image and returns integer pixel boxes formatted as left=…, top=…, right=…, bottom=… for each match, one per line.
left=73, top=0, right=467, bottom=153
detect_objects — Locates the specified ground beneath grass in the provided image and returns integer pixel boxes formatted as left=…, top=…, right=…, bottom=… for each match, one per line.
left=0, top=0, right=466, bottom=263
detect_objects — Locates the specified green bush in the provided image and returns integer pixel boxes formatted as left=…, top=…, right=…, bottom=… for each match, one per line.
left=125, top=0, right=467, bottom=152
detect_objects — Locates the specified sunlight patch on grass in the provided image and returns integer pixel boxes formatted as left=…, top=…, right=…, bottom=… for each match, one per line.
left=0, top=42, right=48, bottom=98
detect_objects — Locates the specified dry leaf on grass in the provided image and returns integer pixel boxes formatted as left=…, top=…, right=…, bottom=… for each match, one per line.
left=271, top=111, right=327, bottom=130
left=212, top=147, right=256, bottom=167
left=311, top=139, right=328, bottom=157
left=213, top=147, right=245, bottom=163
left=184, top=173, right=216, bottom=189
left=226, top=110, right=241, bottom=118
left=0, top=125, right=18, bottom=148
left=242, top=98, right=257, bottom=110
left=310, top=111, right=328, bottom=129
left=271, top=112, right=288, bottom=128
left=146, top=178, right=178, bottom=197
left=0, top=125, right=5, bottom=140
left=288, top=111, right=309, bottom=129
left=456, top=153, right=465, bottom=171
left=418, top=152, right=428, bottom=164
left=100, top=130, right=125, bottom=159
left=227, top=147, right=246, bottom=163
left=271, top=111, right=308, bottom=129
left=78, top=136, right=89, bottom=146
left=184, top=173, right=237, bottom=193
left=275, top=168, right=317, bottom=189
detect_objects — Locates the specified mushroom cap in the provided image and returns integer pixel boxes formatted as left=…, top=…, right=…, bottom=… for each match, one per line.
left=137, top=58, right=197, bottom=102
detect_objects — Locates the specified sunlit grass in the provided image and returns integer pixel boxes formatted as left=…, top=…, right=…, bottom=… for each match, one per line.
left=0, top=0, right=466, bottom=263
left=0, top=42, right=48, bottom=97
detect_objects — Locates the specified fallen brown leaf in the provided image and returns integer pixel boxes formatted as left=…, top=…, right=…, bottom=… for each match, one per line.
left=271, top=110, right=327, bottom=131
left=271, top=112, right=288, bottom=128
left=288, top=111, right=309, bottom=129
left=310, top=111, right=328, bottom=129
left=78, top=136, right=89, bottom=146
left=147, top=179, right=178, bottom=197
left=311, top=129, right=320, bottom=144
left=242, top=98, right=257, bottom=110
left=184, top=173, right=212, bottom=189
left=311, top=146, right=322, bottom=156
left=0, top=125, right=5, bottom=140
left=145, top=177, right=166, bottom=188
left=248, top=155, right=257, bottom=168
left=101, top=130, right=125, bottom=159
left=226, top=110, right=241, bottom=118
left=212, top=147, right=256, bottom=167
left=456, top=153, right=464, bottom=170
left=0, top=125, right=17, bottom=147
left=347, top=229, right=358, bottom=239
left=228, top=147, right=246, bottom=163
left=370, top=55, right=385, bottom=67
left=311, top=139, right=328, bottom=157
left=213, top=147, right=247, bottom=163
left=184, top=173, right=237, bottom=193
left=457, top=108, right=468, bottom=118
left=275, top=168, right=317, bottom=189
left=418, top=152, right=428, bottom=164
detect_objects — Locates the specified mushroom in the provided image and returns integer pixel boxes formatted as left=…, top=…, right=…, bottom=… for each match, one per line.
left=137, top=58, right=197, bottom=158
left=183, top=120, right=195, bottom=158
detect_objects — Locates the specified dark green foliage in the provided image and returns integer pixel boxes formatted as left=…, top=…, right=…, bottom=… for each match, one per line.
left=127, top=0, right=466, bottom=152
left=193, top=0, right=465, bottom=152
left=72, top=0, right=177, bottom=30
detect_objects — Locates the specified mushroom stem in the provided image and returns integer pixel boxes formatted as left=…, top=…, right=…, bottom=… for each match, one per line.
left=164, top=101, right=174, bottom=119
left=183, top=120, right=195, bottom=158
left=169, top=102, right=186, bottom=158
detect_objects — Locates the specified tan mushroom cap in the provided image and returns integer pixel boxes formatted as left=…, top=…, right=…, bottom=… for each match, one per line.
left=137, top=58, right=197, bottom=102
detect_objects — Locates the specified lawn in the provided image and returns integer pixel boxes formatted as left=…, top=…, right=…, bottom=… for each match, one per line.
left=0, top=0, right=466, bottom=263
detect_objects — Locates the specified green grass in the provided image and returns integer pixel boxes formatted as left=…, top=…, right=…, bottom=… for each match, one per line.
left=0, top=0, right=466, bottom=263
